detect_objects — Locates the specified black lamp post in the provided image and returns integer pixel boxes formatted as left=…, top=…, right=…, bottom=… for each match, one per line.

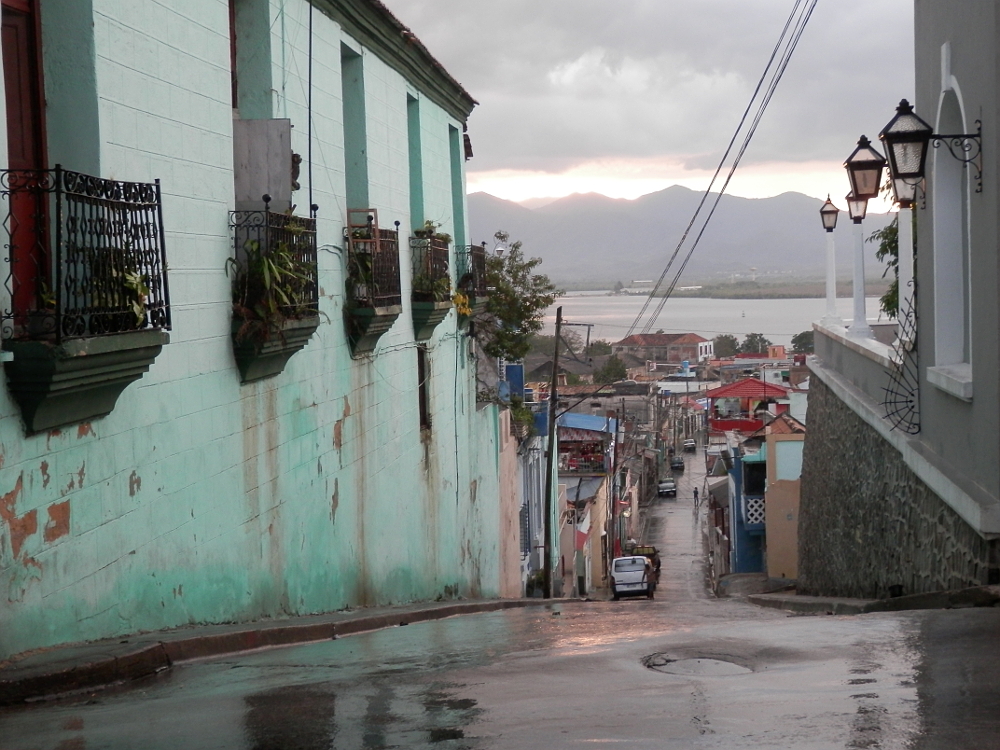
left=819, top=196, right=840, bottom=232
left=844, top=182, right=872, bottom=338
left=844, top=135, right=887, bottom=202
left=878, top=99, right=932, bottom=208
left=845, top=192, right=869, bottom=223
left=819, top=196, right=841, bottom=324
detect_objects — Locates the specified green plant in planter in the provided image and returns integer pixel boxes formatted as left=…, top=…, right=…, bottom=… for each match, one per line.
left=227, top=236, right=316, bottom=344
left=416, top=219, right=451, bottom=245
left=346, top=248, right=374, bottom=305
left=89, top=247, right=151, bottom=330
left=412, top=273, right=451, bottom=302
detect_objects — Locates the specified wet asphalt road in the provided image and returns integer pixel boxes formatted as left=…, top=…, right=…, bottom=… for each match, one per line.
left=1, top=451, right=998, bottom=749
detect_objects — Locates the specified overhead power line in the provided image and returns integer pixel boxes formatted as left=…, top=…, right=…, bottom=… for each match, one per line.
left=626, top=0, right=820, bottom=338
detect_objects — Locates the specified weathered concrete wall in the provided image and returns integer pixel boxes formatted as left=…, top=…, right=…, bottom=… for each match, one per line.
left=0, top=0, right=503, bottom=660
left=497, top=411, right=524, bottom=598
left=799, top=378, right=993, bottom=598
left=764, top=435, right=801, bottom=580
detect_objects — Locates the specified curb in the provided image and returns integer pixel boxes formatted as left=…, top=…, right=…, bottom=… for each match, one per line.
left=747, top=593, right=874, bottom=615
left=0, top=598, right=555, bottom=706
left=748, top=584, right=1000, bottom=616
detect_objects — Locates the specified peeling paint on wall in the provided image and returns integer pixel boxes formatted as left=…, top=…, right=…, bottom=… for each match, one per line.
left=0, top=474, right=33, bottom=559
left=331, top=478, right=339, bottom=524
left=77, top=423, right=94, bottom=439
left=128, top=471, right=141, bottom=497
left=333, top=396, right=351, bottom=451
left=40, top=461, right=50, bottom=489
left=43, top=500, right=71, bottom=543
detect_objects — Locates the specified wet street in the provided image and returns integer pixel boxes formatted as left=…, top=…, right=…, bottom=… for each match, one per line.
left=1, top=452, right=998, bottom=749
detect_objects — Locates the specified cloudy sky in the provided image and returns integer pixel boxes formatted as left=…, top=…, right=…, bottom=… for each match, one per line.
left=387, top=0, right=914, bottom=208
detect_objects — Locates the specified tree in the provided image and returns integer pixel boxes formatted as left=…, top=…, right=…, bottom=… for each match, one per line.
left=527, top=330, right=582, bottom=358
left=790, top=330, right=814, bottom=354
left=714, top=334, right=739, bottom=357
left=477, top=231, right=560, bottom=361
left=868, top=217, right=899, bottom=318
left=593, top=355, right=628, bottom=384
left=740, top=332, right=773, bottom=354
left=587, top=339, right=612, bottom=355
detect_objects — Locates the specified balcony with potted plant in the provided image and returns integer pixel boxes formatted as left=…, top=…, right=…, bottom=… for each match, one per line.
left=409, top=221, right=453, bottom=340
left=228, top=196, right=320, bottom=383
left=345, top=209, right=402, bottom=355
left=456, top=241, right=489, bottom=320
left=0, top=167, right=171, bottom=434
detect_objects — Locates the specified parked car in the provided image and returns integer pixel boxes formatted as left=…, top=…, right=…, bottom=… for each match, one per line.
left=683, top=438, right=697, bottom=452
left=610, top=556, right=656, bottom=600
left=671, top=455, right=685, bottom=471
left=657, top=478, right=677, bottom=497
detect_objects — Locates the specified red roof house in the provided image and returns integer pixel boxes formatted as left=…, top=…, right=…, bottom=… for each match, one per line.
left=707, top=378, right=789, bottom=435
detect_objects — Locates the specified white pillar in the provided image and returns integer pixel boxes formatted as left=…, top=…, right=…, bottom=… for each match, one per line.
left=848, top=219, right=872, bottom=338
left=822, top=229, right=841, bottom=325
left=896, top=206, right=914, bottom=345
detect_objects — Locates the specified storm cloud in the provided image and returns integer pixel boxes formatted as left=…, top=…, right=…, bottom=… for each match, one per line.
left=387, top=0, right=913, bottom=196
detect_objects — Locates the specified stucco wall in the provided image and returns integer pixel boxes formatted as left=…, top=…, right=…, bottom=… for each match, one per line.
left=912, top=1, right=1000, bottom=504
left=799, top=377, right=993, bottom=598
left=0, top=0, right=502, bottom=660
left=497, top=410, right=524, bottom=598
left=764, top=436, right=802, bottom=580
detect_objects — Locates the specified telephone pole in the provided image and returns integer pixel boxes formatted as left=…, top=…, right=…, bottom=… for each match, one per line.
left=543, top=306, right=563, bottom=599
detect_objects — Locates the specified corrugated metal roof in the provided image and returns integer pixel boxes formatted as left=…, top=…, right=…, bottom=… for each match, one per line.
left=557, top=412, right=618, bottom=434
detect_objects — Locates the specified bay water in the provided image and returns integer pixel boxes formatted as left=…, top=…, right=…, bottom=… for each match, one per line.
left=543, top=292, right=887, bottom=347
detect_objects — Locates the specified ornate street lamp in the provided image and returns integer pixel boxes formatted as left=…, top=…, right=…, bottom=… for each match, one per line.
left=844, top=190, right=871, bottom=338
left=878, top=99, right=932, bottom=342
left=878, top=99, right=932, bottom=208
left=819, top=196, right=840, bottom=231
left=844, top=135, right=886, bottom=202
left=819, top=196, right=841, bottom=325
left=846, top=192, right=868, bottom=222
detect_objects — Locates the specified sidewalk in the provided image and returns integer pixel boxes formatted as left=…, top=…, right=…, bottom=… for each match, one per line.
left=0, top=598, right=558, bottom=707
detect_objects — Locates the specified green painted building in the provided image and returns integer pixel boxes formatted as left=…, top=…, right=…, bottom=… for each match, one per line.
left=0, top=0, right=510, bottom=660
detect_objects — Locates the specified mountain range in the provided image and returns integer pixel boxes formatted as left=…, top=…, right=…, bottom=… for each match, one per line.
left=467, top=186, right=894, bottom=286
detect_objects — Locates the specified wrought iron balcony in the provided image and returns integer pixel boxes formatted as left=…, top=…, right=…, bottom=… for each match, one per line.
left=229, top=203, right=319, bottom=320
left=344, top=209, right=402, bottom=354
left=0, top=166, right=170, bottom=343
left=456, top=242, right=488, bottom=300
left=346, top=212, right=402, bottom=309
left=409, top=235, right=450, bottom=302
left=228, top=202, right=320, bottom=382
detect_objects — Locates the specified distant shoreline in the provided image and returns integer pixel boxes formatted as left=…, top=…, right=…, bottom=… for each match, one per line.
left=557, top=280, right=891, bottom=300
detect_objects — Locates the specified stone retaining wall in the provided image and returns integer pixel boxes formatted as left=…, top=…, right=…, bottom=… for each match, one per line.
left=799, top=377, right=994, bottom=598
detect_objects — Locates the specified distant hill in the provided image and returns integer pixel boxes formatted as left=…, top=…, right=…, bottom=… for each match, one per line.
left=468, top=187, right=894, bottom=286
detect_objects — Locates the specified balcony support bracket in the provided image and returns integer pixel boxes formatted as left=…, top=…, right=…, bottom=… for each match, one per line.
left=3, top=330, right=169, bottom=434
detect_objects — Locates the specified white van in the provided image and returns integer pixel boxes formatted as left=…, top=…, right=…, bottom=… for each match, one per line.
left=610, top=556, right=655, bottom=600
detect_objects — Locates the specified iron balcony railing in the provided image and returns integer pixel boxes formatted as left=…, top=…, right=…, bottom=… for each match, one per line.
left=346, top=217, right=402, bottom=309
left=456, top=243, right=488, bottom=299
left=409, top=235, right=450, bottom=302
left=1, top=166, right=170, bottom=342
left=229, top=202, right=319, bottom=318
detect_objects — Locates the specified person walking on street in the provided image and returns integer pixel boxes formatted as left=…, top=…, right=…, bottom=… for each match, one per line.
left=693, top=486, right=700, bottom=508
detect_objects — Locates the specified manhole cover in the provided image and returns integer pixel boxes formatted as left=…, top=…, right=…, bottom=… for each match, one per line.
left=644, top=654, right=751, bottom=676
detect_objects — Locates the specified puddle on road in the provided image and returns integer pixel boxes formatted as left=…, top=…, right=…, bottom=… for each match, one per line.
left=643, top=654, right=752, bottom=676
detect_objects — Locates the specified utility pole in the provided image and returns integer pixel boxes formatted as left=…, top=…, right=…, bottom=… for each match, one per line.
left=543, top=306, right=562, bottom=599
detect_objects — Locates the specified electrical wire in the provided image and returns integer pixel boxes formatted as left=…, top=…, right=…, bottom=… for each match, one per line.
left=626, top=0, right=818, bottom=338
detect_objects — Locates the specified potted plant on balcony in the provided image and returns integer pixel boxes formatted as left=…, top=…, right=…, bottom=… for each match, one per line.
left=227, top=223, right=320, bottom=382
left=410, top=225, right=453, bottom=341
